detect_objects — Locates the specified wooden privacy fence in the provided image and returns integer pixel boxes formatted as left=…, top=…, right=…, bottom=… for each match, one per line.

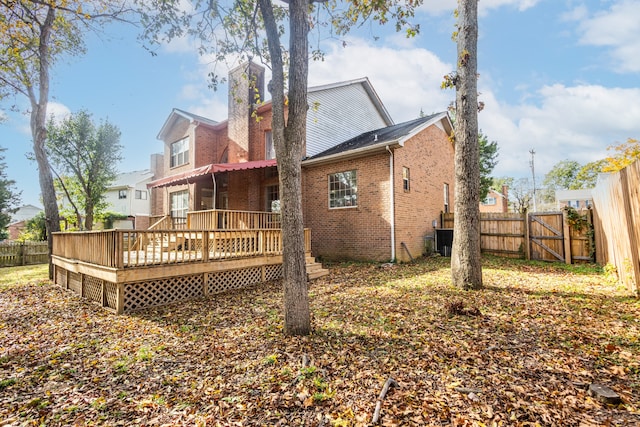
left=591, top=160, right=640, bottom=296
left=440, top=210, right=593, bottom=263
left=0, top=241, right=49, bottom=267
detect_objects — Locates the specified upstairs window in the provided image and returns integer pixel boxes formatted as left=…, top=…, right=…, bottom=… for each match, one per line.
left=170, top=137, right=189, bottom=168
left=444, top=183, right=450, bottom=213
left=265, top=131, right=275, bottom=160
left=135, top=190, right=148, bottom=200
left=482, top=197, right=496, bottom=205
left=402, top=167, right=410, bottom=192
left=118, top=190, right=127, bottom=199
left=329, top=170, right=357, bottom=209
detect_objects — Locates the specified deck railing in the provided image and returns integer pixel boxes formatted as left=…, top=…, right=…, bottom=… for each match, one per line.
left=53, top=228, right=310, bottom=269
left=188, top=209, right=281, bottom=230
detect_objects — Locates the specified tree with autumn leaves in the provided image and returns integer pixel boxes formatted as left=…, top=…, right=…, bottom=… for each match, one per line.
left=138, top=0, right=422, bottom=335
left=0, top=0, right=132, bottom=274
left=542, top=138, right=640, bottom=194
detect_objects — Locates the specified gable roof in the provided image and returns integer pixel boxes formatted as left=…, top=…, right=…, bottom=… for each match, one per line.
left=109, top=170, right=155, bottom=189
left=304, top=112, right=452, bottom=165
left=307, top=77, right=393, bottom=127
left=157, top=108, right=220, bottom=141
left=486, top=188, right=508, bottom=200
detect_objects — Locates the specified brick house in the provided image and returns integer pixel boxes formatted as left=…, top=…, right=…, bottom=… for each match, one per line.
left=148, top=62, right=455, bottom=262
left=480, top=186, right=509, bottom=213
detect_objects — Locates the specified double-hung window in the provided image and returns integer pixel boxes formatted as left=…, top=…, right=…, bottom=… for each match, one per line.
left=135, top=190, right=147, bottom=200
left=482, top=197, right=496, bottom=206
left=402, top=167, right=410, bottom=192
left=170, top=137, right=189, bottom=168
left=329, top=170, right=357, bottom=209
left=444, top=183, right=450, bottom=213
left=170, top=190, right=189, bottom=219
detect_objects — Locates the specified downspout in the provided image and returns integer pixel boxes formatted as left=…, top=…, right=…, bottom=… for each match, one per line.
left=386, top=145, right=395, bottom=261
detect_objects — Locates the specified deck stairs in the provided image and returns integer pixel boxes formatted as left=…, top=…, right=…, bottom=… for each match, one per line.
left=306, top=256, right=329, bottom=280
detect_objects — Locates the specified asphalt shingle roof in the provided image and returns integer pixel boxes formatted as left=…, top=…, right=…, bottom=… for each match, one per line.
left=309, top=113, right=443, bottom=160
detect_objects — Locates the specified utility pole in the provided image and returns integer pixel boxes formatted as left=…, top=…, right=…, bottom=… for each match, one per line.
left=529, top=149, right=537, bottom=212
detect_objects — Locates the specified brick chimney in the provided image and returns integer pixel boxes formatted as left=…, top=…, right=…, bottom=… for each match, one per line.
left=228, top=62, right=265, bottom=161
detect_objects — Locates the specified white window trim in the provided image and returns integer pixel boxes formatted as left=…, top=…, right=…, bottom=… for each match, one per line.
left=328, top=170, right=358, bottom=210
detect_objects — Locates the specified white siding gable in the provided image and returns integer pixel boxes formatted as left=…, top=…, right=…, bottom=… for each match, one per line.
left=104, top=170, right=154, bottom=217
left=306, top=83, right=390, bottom=157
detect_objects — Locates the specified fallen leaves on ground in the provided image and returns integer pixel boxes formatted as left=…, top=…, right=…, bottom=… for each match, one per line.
left=0, top=256, right=639, bottom=426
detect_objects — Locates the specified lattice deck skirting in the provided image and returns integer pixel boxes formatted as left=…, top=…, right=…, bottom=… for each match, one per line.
left=54, top=262, right=283, bottom=314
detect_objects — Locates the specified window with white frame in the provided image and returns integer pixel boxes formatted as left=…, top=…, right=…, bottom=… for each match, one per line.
left=482, top=197, right=496, bottom=205
left=329, top=170, right=357, bottom=209
left=135, top=190, right=148, bottom=200
left=118, top=189, right=127, bottom=199
left=444, top=183, right=450, bottom=213
left=170, top=137, right=189, bottom=168
left=170, top=190, right=189, bottom=219
left=266, top=184, right=279, bottom=212
left=265, top=131, right=275, bottom=160
left=402, top=167, right=410, bottom=192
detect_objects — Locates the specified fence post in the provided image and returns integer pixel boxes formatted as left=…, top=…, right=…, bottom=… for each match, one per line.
left=19, top=242, right=25, bottom=266
left=562, top=209, right=572, bottom=264
left=523, top=209, right=531, bottom=260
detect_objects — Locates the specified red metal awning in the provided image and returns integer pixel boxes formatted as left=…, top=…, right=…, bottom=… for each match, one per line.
left=147, top=159, right=277, bottom=188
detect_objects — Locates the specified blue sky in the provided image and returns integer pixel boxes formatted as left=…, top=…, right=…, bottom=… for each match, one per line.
left=1, top=0, right=639, bottom=207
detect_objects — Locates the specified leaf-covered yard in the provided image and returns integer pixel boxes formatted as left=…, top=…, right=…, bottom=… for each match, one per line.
left=1, top=257, right=639, bottom=426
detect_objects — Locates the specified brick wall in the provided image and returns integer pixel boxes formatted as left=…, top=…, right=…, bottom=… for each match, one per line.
left=392, top=125, right=455, bottom=262
left=194, top=126, right=226, bottom=167
left=303, top=154, right=393, bottom=261
left=303, top=122, right=454, bottom=262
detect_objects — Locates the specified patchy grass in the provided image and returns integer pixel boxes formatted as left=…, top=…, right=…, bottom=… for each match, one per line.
left=0, top=264, right=49, bottom=289
left=0, top=256, right=638, bottom=426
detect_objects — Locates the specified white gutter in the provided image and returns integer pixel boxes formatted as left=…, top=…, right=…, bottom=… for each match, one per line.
left=387, top=145, right=395, bottom=262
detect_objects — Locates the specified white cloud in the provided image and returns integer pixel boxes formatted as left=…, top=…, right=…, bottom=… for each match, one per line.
left=188, top=98, right=229, bottom=122
left=479, top=83, right=640, bottom=178
left=178, top=35, right=640, bottom=184
left=575, top=0, right=640, bottom=73
left=309, top=37, right=454, bottom=122
left=420, top=0, right=541, bottom=16
left=46, top=102, right=72, bottom=124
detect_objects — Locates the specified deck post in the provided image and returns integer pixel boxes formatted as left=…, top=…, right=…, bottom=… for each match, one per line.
left=116, top=284, right=125, bottom=315
left=202, top=232, right=209, bottom=261
left=101, top=279, right=107, bottom=308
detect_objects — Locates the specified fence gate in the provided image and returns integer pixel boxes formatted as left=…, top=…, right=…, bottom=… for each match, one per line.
left=528, top=212, right=565, bottom=261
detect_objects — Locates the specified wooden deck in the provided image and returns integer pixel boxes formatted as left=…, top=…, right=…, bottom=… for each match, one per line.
left=52, top=212, right=328, bottom=313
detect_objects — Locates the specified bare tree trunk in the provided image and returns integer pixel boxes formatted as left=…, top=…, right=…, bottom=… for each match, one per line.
left=29, top=7, right=61, bottom=279
left=451, top=0, right=482, bottom=290
left=259, top=0, right=311, bottom=335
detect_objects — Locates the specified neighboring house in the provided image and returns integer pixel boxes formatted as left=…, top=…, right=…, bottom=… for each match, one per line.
left=148, top=62, right=455, bottom=262
left=555, top=188, right=593, bottom=210
left=7, top=204, right=44, bottom=240
left=104, top=169, right=155, bottom=229
left=480, top=186, right=509, bottom=213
